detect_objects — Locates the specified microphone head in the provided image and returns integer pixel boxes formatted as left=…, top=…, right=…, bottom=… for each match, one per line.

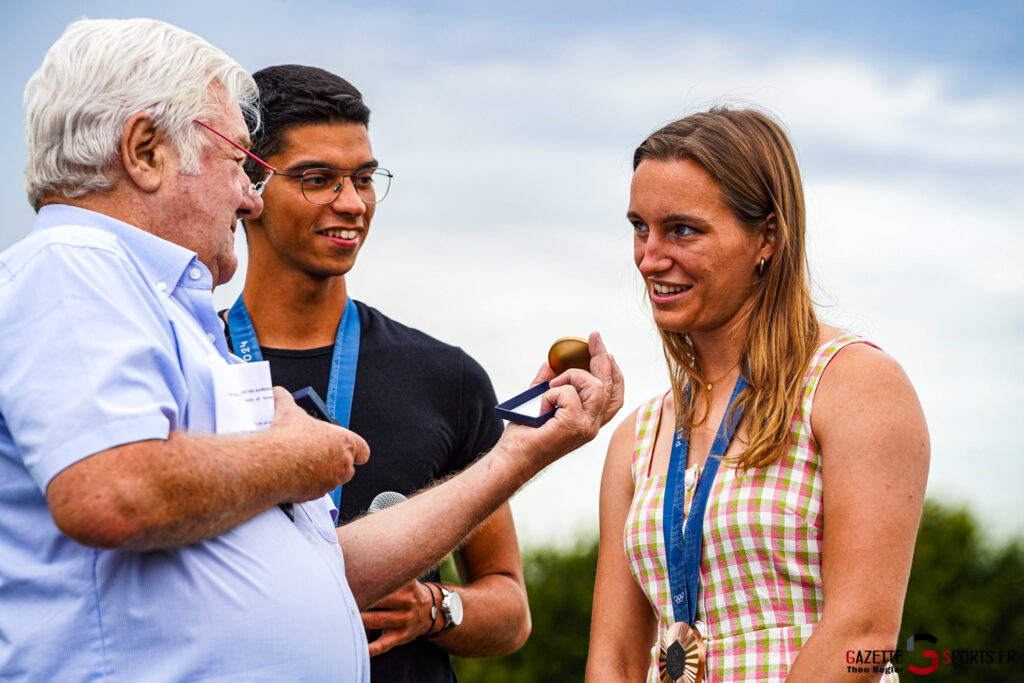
left=367, top=490, right=407, bottom=513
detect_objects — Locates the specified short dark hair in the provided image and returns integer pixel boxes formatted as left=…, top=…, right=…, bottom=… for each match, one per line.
left=246, top=64, right=371, bottom=173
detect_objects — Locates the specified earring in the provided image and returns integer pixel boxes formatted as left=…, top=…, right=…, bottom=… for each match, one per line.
left=758, top=257, right=766, bottom=276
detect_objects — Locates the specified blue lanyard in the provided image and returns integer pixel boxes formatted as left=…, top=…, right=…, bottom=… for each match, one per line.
left=663, top=375, right=747, bottom=625
left=226, top=294, right=361, bottom=509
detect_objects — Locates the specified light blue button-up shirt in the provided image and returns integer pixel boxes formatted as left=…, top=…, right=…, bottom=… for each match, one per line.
left=0, top=205, right=369, bottom=682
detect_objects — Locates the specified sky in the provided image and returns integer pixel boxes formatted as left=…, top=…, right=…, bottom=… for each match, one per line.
left=1, top=1, right=1022, bottom=548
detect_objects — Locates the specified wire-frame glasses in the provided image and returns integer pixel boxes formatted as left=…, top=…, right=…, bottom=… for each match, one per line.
left=274, top=167, right=393, bottom=205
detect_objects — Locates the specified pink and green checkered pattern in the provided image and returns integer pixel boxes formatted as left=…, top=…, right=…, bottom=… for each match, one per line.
left=623, top=336, right=898, bottom=682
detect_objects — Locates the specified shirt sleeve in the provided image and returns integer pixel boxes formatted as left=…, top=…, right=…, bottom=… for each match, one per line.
left=445, top=350, right=504, bottom=476
left=0, top=239, right=182, bottom=491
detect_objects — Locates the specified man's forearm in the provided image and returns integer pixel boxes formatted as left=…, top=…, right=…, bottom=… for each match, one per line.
left=341, top=337, right=622, bottom=608
left=110, top=431, right=329, bottom=550
left=426, top=504, right=530, bottom=656
left=47, top=396, right=366, bottom=551
left=338, top=443, right=529, bottom=608
left=427, top=573, right=530, bottom=656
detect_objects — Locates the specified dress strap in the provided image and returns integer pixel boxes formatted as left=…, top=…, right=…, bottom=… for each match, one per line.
left=795, top=335, right=882, bottom=446
left=631, top=392, right=668, bottom=484
left=802, top=336, right=880, bottom=402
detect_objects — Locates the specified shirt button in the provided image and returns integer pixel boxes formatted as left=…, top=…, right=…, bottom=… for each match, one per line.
left=189, top=268, right=202, bottom=280
left=207, top=333, right=216, bottom=343
left=684, top=468, right=697, bottom=490
left=156, top=282, right=167, bottom=292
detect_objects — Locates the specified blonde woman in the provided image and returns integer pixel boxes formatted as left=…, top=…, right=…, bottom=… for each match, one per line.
left=587, top=108, right=929, bottom=683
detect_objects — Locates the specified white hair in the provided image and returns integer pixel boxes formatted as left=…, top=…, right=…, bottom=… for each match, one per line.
left=24, top=18, right=259, bottom=210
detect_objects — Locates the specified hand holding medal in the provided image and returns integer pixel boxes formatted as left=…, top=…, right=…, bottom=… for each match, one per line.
left=495, top=336, right=593, bottom=426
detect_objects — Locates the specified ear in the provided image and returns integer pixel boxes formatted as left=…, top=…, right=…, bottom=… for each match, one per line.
left=759, top=212, right=777, bottom=262
left=120, top=112, right=167, bottom=193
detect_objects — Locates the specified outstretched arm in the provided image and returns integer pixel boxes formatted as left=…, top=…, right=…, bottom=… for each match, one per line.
left=339, top=332, right=624, bottom=609
left=786, top=343, right=929, bottom=682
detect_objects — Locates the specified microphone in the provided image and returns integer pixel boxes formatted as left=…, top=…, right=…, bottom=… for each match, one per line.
left=367, top=490, right=407, bottom=513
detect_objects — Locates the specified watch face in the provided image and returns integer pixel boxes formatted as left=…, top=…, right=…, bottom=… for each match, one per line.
left=446, top=590, right=464, bottom=626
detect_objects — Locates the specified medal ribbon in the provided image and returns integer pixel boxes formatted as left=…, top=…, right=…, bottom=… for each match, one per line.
left=227, top=294, right=361, bottom=509
left=663, top=374, right=748, bottom=625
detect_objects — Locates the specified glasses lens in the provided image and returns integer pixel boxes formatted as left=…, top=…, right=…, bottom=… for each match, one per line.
left=361, top=169, right=391, bottom=204
left=299, top=168, right=392, bottom=205
left=298, top=169, right=341, bottom=205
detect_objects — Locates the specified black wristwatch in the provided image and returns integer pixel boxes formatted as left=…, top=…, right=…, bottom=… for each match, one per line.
left=427, top=584, right=463, bottom=637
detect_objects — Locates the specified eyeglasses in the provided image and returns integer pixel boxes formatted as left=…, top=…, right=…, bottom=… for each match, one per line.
left=275, top=167, right=393, bottom=205
left=192, top=119, right=277, bottom=196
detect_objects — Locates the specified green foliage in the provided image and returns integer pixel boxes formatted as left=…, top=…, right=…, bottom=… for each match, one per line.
left=452, top=540, right=599, bottom=683
left=897, top=501, right=1024, bottom=682
left=450, top=502, right=1023, bottom=682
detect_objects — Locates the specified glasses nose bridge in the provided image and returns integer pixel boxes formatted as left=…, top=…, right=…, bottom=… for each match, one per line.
left=328, top=173, right=364, bottom=207
left=251, top=169, right=275, bottom=197
left=238, top=177, right=264, bottom=218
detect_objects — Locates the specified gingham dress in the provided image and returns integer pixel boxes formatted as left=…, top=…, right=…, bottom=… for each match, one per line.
left=624, top=336, right=898, bottom=682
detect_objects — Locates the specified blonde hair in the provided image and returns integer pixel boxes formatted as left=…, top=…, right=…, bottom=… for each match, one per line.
left=633, top=107, right=819, bottom=468
left=24, top=18, right=259, bottom=210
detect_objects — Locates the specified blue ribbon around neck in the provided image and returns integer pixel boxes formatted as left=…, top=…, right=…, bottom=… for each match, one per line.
left=227, top=294, right=361, bottom=510
left=663, top=374, right=748, bottom=626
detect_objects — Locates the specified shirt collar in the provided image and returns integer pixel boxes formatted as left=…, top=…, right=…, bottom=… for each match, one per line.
left=33, top=204, right=210, bottom=291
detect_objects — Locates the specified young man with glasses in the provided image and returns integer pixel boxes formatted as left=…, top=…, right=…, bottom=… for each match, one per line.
left=1, top=20, right=622, bottom=682
left=224, top=64, right=530, bottom=682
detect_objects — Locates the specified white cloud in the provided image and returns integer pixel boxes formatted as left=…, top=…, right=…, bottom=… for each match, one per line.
left=8, top=3, right=1022, bottom=545
left=344, top=30, right=1024, bottom=545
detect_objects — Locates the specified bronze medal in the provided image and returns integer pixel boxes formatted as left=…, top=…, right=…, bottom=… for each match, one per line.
left=658, top=622, right=706, bottom=683
left=547, top=336, right=591, bottom=375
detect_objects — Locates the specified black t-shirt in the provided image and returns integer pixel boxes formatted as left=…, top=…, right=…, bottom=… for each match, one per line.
left=224, top=300, right=504, bottom=682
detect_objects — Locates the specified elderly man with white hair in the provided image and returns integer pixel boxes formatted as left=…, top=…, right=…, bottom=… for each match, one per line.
left=0, top=18, right=622, bottom=681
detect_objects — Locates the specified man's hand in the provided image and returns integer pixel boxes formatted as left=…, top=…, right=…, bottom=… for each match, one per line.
left=268, top=386, right=370, bottom=504
left=361, top=580, right=436, bottom=657
left=501, top=332, right=624, bottom=473
left=581, top=331, right=624, bottom=427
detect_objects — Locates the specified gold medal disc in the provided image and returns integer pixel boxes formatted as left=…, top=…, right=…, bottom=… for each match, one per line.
left=658, top=622, right=706, bottom=683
